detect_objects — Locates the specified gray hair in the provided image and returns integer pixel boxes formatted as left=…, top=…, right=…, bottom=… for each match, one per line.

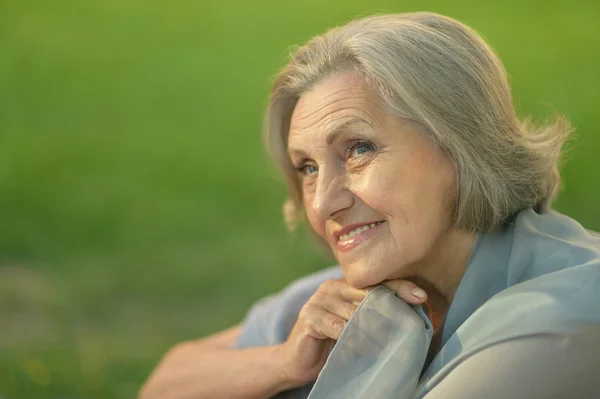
left=264, top=12, right=572, bottom=232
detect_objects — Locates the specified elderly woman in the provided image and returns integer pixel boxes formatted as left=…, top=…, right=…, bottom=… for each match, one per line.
left=140, top=12, right=600, bottom=399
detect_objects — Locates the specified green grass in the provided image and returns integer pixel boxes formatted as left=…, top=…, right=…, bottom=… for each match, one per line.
left=0, top=0, right=599, bottom=397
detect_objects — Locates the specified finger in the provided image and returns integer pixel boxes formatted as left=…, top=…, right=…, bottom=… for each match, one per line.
left=313, top=292, right=358, bottom=321
left=303, top=305, right=348, bottom=340
left=380, top=279, right=428, bottom=304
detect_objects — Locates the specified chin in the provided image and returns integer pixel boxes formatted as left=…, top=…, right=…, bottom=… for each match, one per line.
left=341, top=264, right=384, bottom=289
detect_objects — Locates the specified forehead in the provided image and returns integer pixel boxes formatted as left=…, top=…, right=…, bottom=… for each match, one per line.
left=288, top=71, right=382, bottom=146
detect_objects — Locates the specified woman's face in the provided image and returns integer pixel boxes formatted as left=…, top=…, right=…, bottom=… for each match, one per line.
left=287, top=71, right=458, bottom=288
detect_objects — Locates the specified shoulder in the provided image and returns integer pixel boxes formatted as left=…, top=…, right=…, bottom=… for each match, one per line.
left=421, top=215, right=600, bottom=398
left=418, top=324, right=600, bottom=399
left=461, top=260, right=600, bottom=351
left=461, top=207, right=600, bottom=347
left=234, top=266, right=343, bottom=348
left=506, top=208, right=600, bottom=284
left=501, top=209, right=600, bottom=328
left=425, top=210, right=600, bottom=385
left=447, top=208, right=600, bottom=342
left=432, top=258, right=600, bottom=377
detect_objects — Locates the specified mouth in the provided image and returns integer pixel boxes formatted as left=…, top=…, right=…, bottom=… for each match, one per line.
left=334, top=221, right=385, bottom=252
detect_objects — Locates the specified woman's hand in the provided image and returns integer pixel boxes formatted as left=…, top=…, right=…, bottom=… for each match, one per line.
left=280, top=277, right=428, bottom=387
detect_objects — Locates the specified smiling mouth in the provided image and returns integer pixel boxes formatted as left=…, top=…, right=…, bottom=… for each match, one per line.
left=338, top=221, right=384, bottom=241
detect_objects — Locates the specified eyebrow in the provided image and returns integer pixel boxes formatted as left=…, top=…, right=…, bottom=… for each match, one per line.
left=287, top=118, right=371, bottom=156
left=325, top=118, right=370, bottom=145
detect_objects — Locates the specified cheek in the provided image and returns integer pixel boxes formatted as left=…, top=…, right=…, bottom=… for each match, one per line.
left=350, top=154, right=455, bottom=225
left=303, top=192, right=327, bottom=239
left=348, top=164, right=397, bottom=212
left=420, top=154, right=457, bottom=211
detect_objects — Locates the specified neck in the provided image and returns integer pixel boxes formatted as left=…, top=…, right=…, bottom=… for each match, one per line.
left=406, top=228, right=476, bottom=312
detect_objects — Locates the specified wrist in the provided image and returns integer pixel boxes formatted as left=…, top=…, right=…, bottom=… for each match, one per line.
left=271, top=344, right=306, bottom=391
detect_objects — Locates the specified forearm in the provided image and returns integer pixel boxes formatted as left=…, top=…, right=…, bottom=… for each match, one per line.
left=140, top=342, right=296, bottom=399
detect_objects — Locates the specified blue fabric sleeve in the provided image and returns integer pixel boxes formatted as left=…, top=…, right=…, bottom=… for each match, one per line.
left=234, top=266, right=343, bottom=349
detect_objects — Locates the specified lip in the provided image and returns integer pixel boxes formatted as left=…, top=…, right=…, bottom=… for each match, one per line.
left=333, top=221, right=384, bottom=240
left=333, top=221, right=385, bottom=253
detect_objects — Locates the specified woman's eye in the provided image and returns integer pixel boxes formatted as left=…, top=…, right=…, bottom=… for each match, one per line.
left=297, top=164, right=318, bottom=176
left=353, top=145, right=371, bottom=155
left=348, top=141, right=375, bottom=159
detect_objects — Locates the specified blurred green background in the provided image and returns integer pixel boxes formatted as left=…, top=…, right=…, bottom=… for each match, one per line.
left=0, top=0, right=598, bottom=397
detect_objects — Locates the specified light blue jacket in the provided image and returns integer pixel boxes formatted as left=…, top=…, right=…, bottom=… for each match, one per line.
left=235, top=209, right=600, bottom=398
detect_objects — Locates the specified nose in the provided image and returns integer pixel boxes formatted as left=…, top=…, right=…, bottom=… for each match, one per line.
left=311, top=164, right=354, bottom=220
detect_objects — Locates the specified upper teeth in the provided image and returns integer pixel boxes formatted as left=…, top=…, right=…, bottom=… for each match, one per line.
left=338, top=222, right=382, bottom=241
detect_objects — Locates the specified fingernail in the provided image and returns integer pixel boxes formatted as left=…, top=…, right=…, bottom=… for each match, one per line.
left=410, top=288, right=427, bottom=299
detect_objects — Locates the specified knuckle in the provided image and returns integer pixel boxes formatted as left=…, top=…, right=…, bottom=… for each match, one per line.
left=331, top=317, right=346, bottom=334
left=298, top=304, right=311, bottom=318
left=317, top=280, right=332, bottom=293
left=346, top=302, right=359, bottom=315
left=306, top=294, right=325, bottom=311
left=298, top=304, right=317, bottom=323
left=310, top=290, right=327, bottom=303
left=318, top=279, right=340, bottom=293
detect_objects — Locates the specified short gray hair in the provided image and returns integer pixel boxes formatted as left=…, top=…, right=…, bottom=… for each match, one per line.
left=263, top=12, right=572, bottom=232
